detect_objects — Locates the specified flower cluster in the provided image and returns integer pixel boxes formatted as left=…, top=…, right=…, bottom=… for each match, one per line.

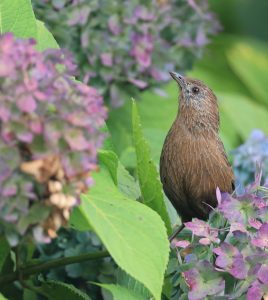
left=169, top=170, right=268, bottom=300
left=232, top=129, right=268, bottom=188
left=0, top=33, right=106, bottom=245
left=33, top=0, right=220, bottom=106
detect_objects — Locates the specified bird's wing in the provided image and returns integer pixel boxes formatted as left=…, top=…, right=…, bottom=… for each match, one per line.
left=216, top=138, right=235, bottom=190
left=201, top=137, right=235, bottom=193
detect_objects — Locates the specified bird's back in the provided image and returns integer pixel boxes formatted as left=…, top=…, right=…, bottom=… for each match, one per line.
left=160, top=120, right=234, bottom=222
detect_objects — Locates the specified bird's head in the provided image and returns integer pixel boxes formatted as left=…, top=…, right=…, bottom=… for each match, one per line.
left=170, top=71, right=219, bottom=132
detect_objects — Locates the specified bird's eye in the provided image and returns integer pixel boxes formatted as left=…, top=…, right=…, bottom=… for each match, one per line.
left=192, top=86, right=199, bottom=94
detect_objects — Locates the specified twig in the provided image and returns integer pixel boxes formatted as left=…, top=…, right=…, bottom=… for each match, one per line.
left=0, top=250, right=109, bottom=286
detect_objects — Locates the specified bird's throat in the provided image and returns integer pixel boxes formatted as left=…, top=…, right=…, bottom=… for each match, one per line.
left=178, top=106, right=219, bottom=134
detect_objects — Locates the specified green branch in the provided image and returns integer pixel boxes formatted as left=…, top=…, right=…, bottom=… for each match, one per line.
left=0, top=250, right=109, bottom=286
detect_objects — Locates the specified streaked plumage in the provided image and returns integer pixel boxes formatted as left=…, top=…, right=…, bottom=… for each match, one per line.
left=160, top=73, right=234, bottom=223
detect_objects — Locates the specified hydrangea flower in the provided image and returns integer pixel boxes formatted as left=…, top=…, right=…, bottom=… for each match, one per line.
left=183, top=261, right=225, bottom=300
left=232, top=130, right=268, bottom=188
left=185, top=219, right=220, bottom=245
left=251, top=223, right=268, bottom=248
left=213, top=242, right=249, bottom=279
left=33, top=0, right=220, bottom=106
left=173, top=239, right=191, bottom=249
left=171, top=169, right=268, bottom=299
left=218, top=193, right=256, bottom=226
left=0, top=33, right=106, bottom=245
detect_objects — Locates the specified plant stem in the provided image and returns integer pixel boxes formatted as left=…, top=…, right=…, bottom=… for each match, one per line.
left=0, top=250, right=109, bottom=286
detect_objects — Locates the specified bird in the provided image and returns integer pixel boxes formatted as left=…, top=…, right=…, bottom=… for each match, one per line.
left=160, top=72, right=235, bottom=241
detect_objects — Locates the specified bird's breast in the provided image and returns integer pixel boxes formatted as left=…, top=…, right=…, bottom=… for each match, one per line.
left=161, top=124, right=233, bottom=197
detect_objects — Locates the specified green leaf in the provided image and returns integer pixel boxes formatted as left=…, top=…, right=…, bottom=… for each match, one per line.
left=143, top=128, right=167, bottom=163
left=0, top=236, right=10, bottom=273
left=36, top=20, right=59, bottom=50
left=137, top=83, right=177, bottom=132
left=219, top=93, right=268, bottom=139
left=0, top=0, right=37, bottom=38
left=0, top=293, right=8, bottom=300
left=80, top=166, right=169, bottom=300
left=101, top=123, right=116, bottom=152
left=97, top=284, right=145, bottom=300
left=117, top=162, right=141, bottom=200
left=98, top=150, right=118, bottom=185
left=99, top=148, right=141, bottom=198
left=70, top=150, right=140, bottom=230
left=37, top=280, right=91, bottom=300
left=132, top=100, right=172, bottom=235
left=107, top=101, right=133, bottom=157
left=23, top=289, right=38, bottom=300
left=99, top=147, right=141, bottom=199
left=227, top=41, right=268, bottom=106
left=0, top=1, right=59, bottom=51
left=119, top=146, right=136, bottom=169
left=69, top=206, right=92, bottom=231
left=117, top=268, right=151, bottom=299
left=135, top=86, right=176, bottom=163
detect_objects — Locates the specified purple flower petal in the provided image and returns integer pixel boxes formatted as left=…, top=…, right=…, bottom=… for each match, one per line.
left=174, top=240, right=190, bottom=248
left=251, top=223, right=268, bottom=248
left=29, top=119, right=43, bottom=134
left=195, top=27, right=208, bottom=47
left=150, top=68, right=169, bottom=81
left=230, top=222, right=247, bottom=233
left=130, top=33, right=153, bottom=68
left=246, top=163, right=262, bottom=193
left=0, top=106, right=10, bottom=122
left=249, top=218, right=262, bottom=230
left=199, top=237, right=211, bottom=245
left=0, top=57, right=14, bottom=76
left=214, top=243, right=248, bottom=279
left=247, top=283, right=263, bottom=300
left=64, top=129, right=89, bottom=151
left=185, top=219, right=209, bottom=235
left=185, top=219, right=219, bottom=244
left=258, top=264, right=268, bottom=283
left=17, top=95, right=36, bottom=113
left=230, top=257, right=248, bottom=279
left=128, top=78, right=148, bottom=89
left=68, top=7, right=90, bottom=26
left=2, top=185, right=17, bottom=197
left=108, top=15, right=121, bottom=35
left=34, top=90, right=47, bottom=101
left=17, top=131, right=33, bottom=143
left=100, top=53, right=113, bottom=67
left=216, top=187, right=221, bottom=205
left=133, top=5, right=155, bottom=21
left=184, top=268, right=199, bottom=291
left=184, top=261, right=225, bottom=300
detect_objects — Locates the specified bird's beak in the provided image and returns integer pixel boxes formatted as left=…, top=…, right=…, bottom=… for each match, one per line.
left=169, top=72, right=185, bottom=89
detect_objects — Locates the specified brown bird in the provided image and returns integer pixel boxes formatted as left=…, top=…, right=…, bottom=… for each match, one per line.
left=160, top=72, right=234, bottom=240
